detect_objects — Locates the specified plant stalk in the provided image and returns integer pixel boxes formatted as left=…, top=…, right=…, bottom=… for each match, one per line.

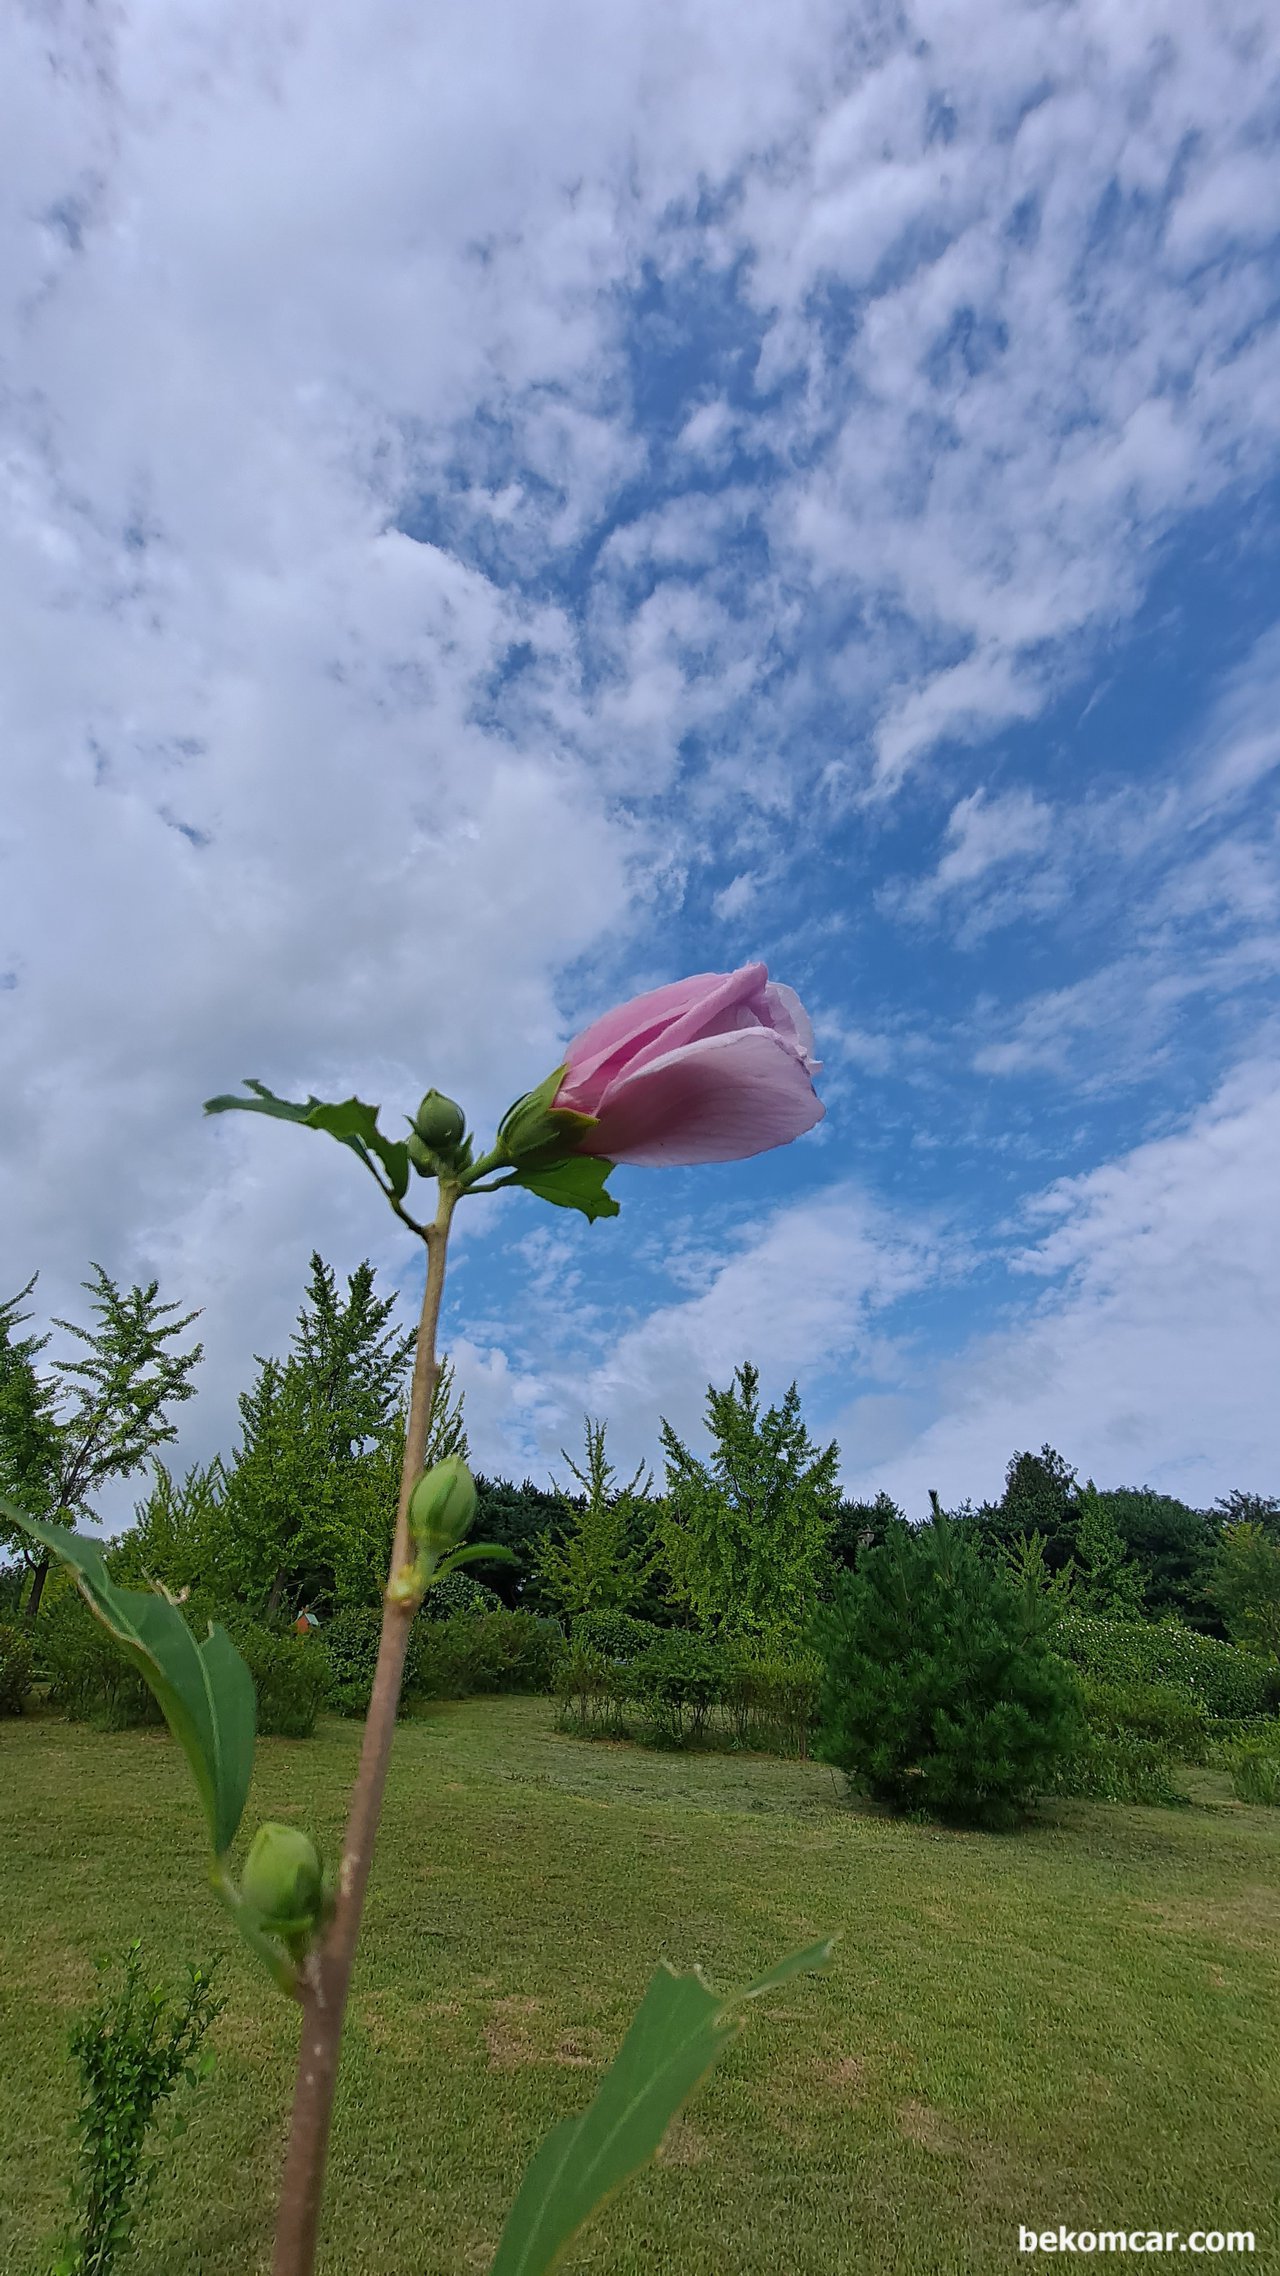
left=270, top=1180, right=458, bottom=2276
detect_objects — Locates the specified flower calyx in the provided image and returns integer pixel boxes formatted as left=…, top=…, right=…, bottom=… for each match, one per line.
left=495, top=1066, right=597, bottom=1170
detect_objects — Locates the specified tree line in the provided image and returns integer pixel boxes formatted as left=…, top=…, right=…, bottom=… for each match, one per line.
left=2, top=1253, right=1277, bottom=1659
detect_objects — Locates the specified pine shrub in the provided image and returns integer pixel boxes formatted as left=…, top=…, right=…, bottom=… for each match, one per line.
left=813, top=1507, right=1083, bottom=1826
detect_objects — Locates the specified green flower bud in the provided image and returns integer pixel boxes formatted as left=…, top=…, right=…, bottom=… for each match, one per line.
left=241, top=1823, right=324, bottom=1934
left=497, top=1066, right=596, bottom=1167
left=414, top=1090, right=467, bottom=1152
left=408, top=1455, right=477, bottom=1558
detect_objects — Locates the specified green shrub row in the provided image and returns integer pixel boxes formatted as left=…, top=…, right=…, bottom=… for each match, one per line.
left=321, top=1605, right=565, bottom=1716
left=570, top=1609, right=668, bottom=1662
left=1054, top=1612, right=1276, bottom=1718
left=1044, top=1730, right=1192, bottom=1808
left=554, top=1634, right=821, bottom=1756
left=1223, top=1738, right=1280, bottom=1806
left=1074, top=1676, right=1210, bottom=1764
left=0, top=1621, right=34, bottom=1715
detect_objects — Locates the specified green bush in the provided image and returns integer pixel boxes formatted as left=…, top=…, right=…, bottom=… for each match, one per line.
left=231, top=1625, right=329, bottom=1738
left=1204, top=1714, right=1280, bottom=1763
left=1077, top=1676, right=1210, bottom=1764
left=724, top=1650, right=821, bottom=1757
left=814, top=1510, right=1083, bottom=1827
left=1047, top=1730, right=1191, bottom=1807
left=553, top=1645, right=632, bottom=1738
left=1054, top=1612, right=1276, bottom=1719
left=572, top=1609, right=666, bottom=1662
left=629, top=1633, right=731, bottom=1748
left=419, top=1571, right=504, bottom=1622
left=1224, top=1739, right=1280, bottom=1806
left=319, top=1608, right=387, bottom=1718
left=415, top=1610, right=566, bottom=1700
left=42, top=1594, right=163, bottom=1730
left=0, top=1621, right=34, bottom=1715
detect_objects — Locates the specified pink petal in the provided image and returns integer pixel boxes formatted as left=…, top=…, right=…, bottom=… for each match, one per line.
left=560, top=964, right=768, bottom=1110
left=575, top=1027, right=825, bottom=1166
left=761, top=981, right=821, bottom=1075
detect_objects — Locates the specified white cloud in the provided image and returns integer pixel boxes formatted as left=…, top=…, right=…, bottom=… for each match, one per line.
left=531, top=1185, right=949, bottom=1474
left=844, top=1052, right=1280, bottom=1511
left=2, top=0, right=1279, bottom=1532
left=883, top=783, right=1055, bottom=924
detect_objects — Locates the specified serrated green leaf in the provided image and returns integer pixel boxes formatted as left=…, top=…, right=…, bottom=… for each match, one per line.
left=1, top=1501, right=255, bottom=1856
left=488, top=1938, right=835, bottom=2276
left=204, top=1082, right=411, bottom=1202
left=510, top=1156, right=620, bottom=1222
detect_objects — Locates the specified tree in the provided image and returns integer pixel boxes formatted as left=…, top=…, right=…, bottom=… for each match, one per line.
left=998, top=1529, right=1077, bottom=1619
left=985, top=1444, right=1080, bottom=1569
left=1210, top=1523, right=1280, bottom=1660
left=464, top=1475, right=576, bottom=1609
left=824, top=1491, right=906, bottom=1589
left=0, top=1267, right=203, bottom=1619
left=216, top=1254, right=422, bottom=1617
left=659, top=1362, right=841, bottom=1643
left=1214, top=1490, right=1280, bottom=1540
left=1071, top=1480, right=1146, bottom=1618
left=108, top=1458, right=227, bottom=1593
left=533, top=1418, right=662, bottom=1619
left=1088, top=1486, right=1220, bottom=1629
left=813, top=1493, right=1082, bottom=1827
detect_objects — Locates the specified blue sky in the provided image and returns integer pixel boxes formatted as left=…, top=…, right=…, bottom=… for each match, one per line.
left=2, top=0, right=1278, bottom=1530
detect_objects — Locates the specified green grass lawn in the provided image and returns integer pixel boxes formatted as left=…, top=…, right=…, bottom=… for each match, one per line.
left=2, top=1698, right=1278, bottom=2275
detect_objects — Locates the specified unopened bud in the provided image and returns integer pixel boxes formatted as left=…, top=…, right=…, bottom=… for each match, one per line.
left=241, top=1823, right=324, bottom=1935
left=408, top=1455, right=477, bottom=1557
left=414, top=1090, right=467, bottom=1152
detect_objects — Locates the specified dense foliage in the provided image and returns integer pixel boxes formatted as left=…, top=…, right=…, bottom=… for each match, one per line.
left=1054, top=1611, right=1276, bottom=1718
left=813, top=1503, right=1083, bottom=1826
left=0, top=1618, right=34, bottom=1713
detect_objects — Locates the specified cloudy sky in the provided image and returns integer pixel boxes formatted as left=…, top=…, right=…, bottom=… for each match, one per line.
left=3, top=0, right=1279, bottom=1532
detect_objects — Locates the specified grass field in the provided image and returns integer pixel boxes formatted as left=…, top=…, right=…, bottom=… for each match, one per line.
left=2, top=1698, right=1278, bottom=2274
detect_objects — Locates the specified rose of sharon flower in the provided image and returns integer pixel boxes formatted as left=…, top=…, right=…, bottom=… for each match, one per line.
left=551, top=963, right=824, bottom=1167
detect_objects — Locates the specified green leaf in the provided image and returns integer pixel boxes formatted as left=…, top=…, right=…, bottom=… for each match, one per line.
left=204, top=1082, right=412, bottom=1202
left=509, top=1156, right=620, bottom=1222
left=431, top=1542, right=521, bottom=1580
left=488, top=1937, right=836, bottom=2276
left=0, top=1501, right=255, bottom=1856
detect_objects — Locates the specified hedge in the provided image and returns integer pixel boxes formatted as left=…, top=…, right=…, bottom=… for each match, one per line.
left=1053, top=1613, right=1276, bottom=1719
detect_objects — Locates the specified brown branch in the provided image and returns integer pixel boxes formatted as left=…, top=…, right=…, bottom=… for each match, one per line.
left=270, top=1178, right=458, bottom=2276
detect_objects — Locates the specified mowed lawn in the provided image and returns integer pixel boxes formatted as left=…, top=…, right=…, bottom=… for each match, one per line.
left=2, top=1699, right=1278, bottom=2276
